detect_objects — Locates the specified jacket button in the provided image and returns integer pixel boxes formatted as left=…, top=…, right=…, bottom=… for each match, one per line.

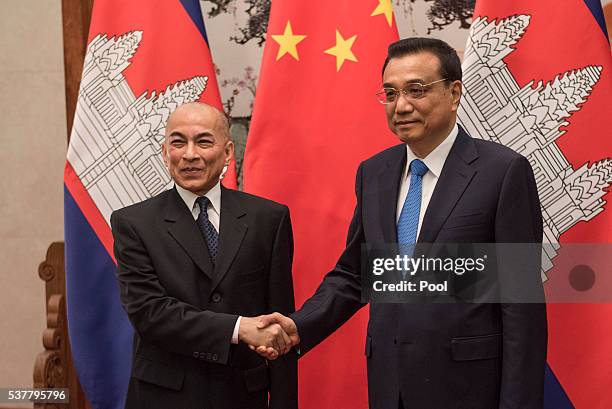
left=211, top=292, right=222, bottom=303
left=193, top=352, right=200, bottom=358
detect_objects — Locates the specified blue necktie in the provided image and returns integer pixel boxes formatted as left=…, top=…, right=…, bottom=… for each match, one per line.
left=397, top=159, right=429, bottom=247
left=196, top=196, right=219, bottom=264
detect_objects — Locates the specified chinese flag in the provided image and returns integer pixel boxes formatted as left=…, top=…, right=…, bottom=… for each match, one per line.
left=463, top=1, right=612, bottom=408
left=244, top=1, right=398, bottom=407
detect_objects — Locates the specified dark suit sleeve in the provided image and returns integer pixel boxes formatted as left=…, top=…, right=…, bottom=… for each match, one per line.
left=494, top=156, right=547, bottom=409
left=267, top=206, right=298, bottom=409
left=111, top=211, right=237, bottom=365
left=291, top=164, right=367, bottom=354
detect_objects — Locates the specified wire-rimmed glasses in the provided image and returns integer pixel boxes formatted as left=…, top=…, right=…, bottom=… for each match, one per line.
left=376, top=78, right=448, bottom=104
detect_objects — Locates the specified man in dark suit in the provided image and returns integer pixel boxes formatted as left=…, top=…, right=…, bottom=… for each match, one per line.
left=110, top=102, right=297, bottom=409
left=256, top=38, right=547, bottom=409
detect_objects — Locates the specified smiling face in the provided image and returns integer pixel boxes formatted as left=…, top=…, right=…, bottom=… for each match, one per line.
left=383, top=51, right=462, bottom=157
left=162, top=103, right=234, bottom=195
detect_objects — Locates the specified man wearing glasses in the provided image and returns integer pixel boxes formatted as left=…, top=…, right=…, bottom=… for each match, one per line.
left=256, top=38, right=547, bottom=409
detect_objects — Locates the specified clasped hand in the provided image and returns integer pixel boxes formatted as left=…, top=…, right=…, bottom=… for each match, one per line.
left=238, top=313, right=299, bottom=360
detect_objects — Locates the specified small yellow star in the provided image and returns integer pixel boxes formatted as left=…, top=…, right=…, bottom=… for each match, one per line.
left=371, top=0, right=394, bottom=27
left=271, top=21, right=307, bottom=61
left=324, top=30, right=358, bottom=72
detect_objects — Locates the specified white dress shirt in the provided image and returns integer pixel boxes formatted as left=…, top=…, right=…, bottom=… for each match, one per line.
left=396, top=123, right=459, bottom=239
left=175, top=182, right=242, bottom=344
left=175, top=182, right=221, bottom=231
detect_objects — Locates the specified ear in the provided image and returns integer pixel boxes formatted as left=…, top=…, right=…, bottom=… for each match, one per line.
left=450, top=80, right=462, bottom=112
left=161, top=142, right=169, bottom=167
left=224, top=140, right=235, bottom=166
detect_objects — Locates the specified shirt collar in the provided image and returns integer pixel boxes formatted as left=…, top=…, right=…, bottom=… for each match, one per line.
left=175, top=182, right=221, bottom=214
left=404, top=122, right=458, bottom=179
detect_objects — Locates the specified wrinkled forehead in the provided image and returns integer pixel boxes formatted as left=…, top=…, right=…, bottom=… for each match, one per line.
left=382, top=52, right=442, bottom=86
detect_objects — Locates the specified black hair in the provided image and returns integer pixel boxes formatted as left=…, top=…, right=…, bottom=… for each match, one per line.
left=382, top=37, right=462, bottom=82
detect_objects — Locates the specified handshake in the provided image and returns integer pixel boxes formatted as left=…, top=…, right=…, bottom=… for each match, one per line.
left=238, top=313, right=300, bottom=360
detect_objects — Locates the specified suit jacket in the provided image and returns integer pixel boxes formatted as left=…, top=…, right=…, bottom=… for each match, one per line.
left=111, top=186, right=298, bottom=409
left=292, top=126, right=547, bottom=409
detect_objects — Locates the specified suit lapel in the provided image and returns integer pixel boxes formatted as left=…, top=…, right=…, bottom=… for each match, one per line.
left=164, top=188, right=215, bottom=280
left=378, top=145, right=407, bottom=243
left=418, top=128, right=478, bottom=243
left=211, top=187, right=248, bottom=291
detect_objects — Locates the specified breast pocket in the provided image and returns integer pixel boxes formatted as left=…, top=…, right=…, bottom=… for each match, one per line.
left=444, top=210, right=485, bottom=230
left=236, top=266, right=265, bottom=286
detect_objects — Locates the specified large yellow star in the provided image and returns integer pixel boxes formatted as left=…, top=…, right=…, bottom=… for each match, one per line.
left=324, top=30, right=358, bottom=72
left=371, top=0, right=394, bottom=27
left=271, top=21, right=306, bottom=61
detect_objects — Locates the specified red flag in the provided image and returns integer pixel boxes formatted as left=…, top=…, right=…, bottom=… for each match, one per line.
left=244, top=1, right=398, bottom=407
left=460, top=1, right=612, bottom=407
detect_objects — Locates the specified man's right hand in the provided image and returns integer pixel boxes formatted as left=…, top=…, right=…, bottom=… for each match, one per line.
left=238, top=316, right=292, bottom=359
left=251, top=313, right=300, bottom=360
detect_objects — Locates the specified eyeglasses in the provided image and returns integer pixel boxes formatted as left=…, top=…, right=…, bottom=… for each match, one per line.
left=375, top=78, right=448, bottom=104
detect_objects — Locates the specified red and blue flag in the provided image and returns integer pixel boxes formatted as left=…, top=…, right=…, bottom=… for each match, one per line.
left=64, top=1, right=230, bottom=407
left=460, top=1, right=611, bottom=407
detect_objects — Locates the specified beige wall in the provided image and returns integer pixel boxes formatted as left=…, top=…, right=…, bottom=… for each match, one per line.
left=0, top=0, right=66, bottom=399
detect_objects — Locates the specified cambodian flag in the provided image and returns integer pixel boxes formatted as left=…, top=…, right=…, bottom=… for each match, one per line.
left=64, top=1, right=230, bottom=407
left=460, top=1, right=611, bottom=407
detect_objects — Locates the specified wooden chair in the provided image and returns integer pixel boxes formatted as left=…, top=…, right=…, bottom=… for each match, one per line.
left=34, top=242, right=91, bottom=409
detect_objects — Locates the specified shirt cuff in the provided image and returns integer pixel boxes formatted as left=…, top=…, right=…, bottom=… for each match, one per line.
left=231, top=316, right=241, bottom=344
